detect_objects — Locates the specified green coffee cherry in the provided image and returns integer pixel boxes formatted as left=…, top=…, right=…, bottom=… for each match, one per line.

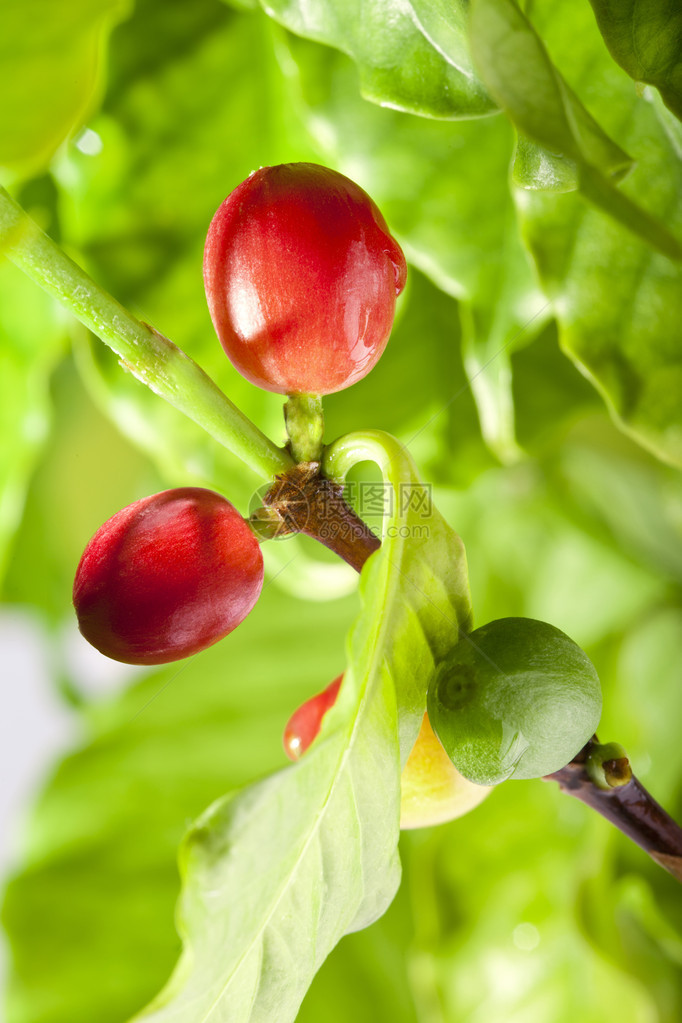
left=427, top=617, right=602, bottom=785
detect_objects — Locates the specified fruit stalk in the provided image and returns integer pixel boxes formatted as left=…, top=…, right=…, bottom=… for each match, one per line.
left=547, top=738, right=682, bottom=882
left=284, top=395, right=325, bottom=463
left=255, top=462, right=381, bottom=573
left=0, top=187, right=293, bottom=481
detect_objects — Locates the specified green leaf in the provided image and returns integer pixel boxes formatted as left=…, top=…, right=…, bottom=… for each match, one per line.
left=2, top=589, right=358, bottom=1023
left=324, top=431, right=474, bottom=757
left=469, top=0, right=682, bottom=261
left=481, top=0, right=682, bottom=464
left=469, top=0, right=631, bottom=176
left=512, top=134, right=579, bottom=193
left=134, top=681, right=401, bottom=1021
left=397, top=0, right=485, bottom=89
left=515, top=108, right=682, bottom=465
left=297, top=886, right=419, bottom=1023
left=134, top=432, right=472, bottom=1022
left=0, top=0, right=129, bottom=178
left=256, top=0, right=496, bottom=118
left=588, top=0, right=682, bottom=122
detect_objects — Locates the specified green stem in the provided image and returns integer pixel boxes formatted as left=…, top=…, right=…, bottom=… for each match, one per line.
left=580, top=164, right=682, bottom=263
left=0, top=187, right=293, bottom=481
left=284, top=394, right=324, bottom=463
left=323, top=429, right=418, bottom=497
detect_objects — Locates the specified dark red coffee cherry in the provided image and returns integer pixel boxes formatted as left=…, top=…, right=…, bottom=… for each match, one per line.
left=73, top=488, right=263, bottom=665
left=203, top=163, right=407, bottom=396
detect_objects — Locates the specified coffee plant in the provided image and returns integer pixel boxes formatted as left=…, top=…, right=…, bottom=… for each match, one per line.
left=2, top=2, right=682, bottom=1023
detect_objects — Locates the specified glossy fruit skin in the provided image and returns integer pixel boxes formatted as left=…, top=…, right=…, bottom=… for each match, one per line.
left=203, top=162, right=407, bottom=396
left=283, top=677, right=491, bottom=829
left=428, top=617, right=602, bottom=786
left=283, top=675, right=343, bottom=760
left=73, top=488, right=263, bottom=665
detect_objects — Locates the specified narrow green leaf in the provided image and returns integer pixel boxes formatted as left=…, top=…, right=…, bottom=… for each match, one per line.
left=134, top=432, right=472, bottom=1022
left=134, top=681, right=401, bottom=1022
left=588, top=0, right=682, bottom=121
left=469, top=0, right=631, bottom=176
left=324, top=431, right=473, bottom=758
left=256, top=0, right=496, bottom=118
left=515, top=146, right=682, bottom=465
left=401, top=0, right=482, bottom=83
left=0, top=0, right=129, bottom=177
left=470, top=0, right=682, bottom=261
left=508, top=0, right=682, bottom=465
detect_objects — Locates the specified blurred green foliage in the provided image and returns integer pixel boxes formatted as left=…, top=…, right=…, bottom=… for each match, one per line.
left=0, top=0, right=128, bottom=177
left=514, top=0, right=682, bottom=466
left=1, top=0, right=682, bottom=1021
left=588, top=0, right=682, bottom=120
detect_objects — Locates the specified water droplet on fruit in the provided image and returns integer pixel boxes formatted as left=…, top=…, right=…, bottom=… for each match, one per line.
left=387, top=238, right=407, bottom=295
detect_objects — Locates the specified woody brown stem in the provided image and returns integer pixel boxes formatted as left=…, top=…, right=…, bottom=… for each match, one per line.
left=547, top=738, right=682, bottom=882
left=253, top=462, right=380, bottom=573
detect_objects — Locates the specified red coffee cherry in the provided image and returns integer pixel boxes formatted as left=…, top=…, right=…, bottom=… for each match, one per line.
left=73, top=488, right=263, bottom=665
left=283, top=675, right=343, bottom=760
left=203, top=163, right=407, bottom=396
left=284, top=676, right=491, bottom=828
